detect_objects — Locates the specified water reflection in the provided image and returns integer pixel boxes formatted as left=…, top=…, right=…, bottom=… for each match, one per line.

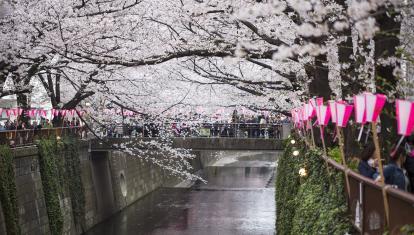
left=85, top=151, right=278, bottom=235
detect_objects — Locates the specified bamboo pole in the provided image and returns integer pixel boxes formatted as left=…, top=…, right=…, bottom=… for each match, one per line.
left=310, top=122, right=316, bottom=148
left=371, top=122, right=390, bottom=226
left=320, top=125, right=327, bottom=156
left=336, top=126, right=351, bottom=197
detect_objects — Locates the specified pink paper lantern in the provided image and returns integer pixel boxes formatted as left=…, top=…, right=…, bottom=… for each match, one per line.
left=328, top=100, right=337, bottom=123
left=364, top=93, right=387, bottom=123
left=309, top=99, right=317, bottom=118
left=300, top=106, right=307, bottom=121
left=396, top=99, right=414, bottom=136
left=306, top=103, right=314, bottom=119
left=316, top=105, right=331, bottom=126
left=353, top=94, right=366, bottom=124
left=316, top=97, right=324, bottom=106
left=335, top=101, right=353, bottom=127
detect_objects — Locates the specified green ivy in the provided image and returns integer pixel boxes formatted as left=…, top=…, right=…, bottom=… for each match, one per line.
left=328, top=147, right=342, bottom=164
left=37, top=137, right=86, bottom=235
left=37, top=138, right=64, bottom=235
left=275, top=136, right=303, bottom=235
left=61, top=137, right=85, bottom=230
left=0, top=145, right=20, bottom=235
left=291, top=150, right=352, bottom=235
left=276, top=138, right=353, bottom=235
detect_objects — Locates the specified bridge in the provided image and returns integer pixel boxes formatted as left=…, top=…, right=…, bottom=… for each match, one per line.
left=90, top=137, right=284, bottom=151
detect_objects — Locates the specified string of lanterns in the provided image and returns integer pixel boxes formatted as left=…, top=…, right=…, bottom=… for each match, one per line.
left=0, top=108, right=86, bottom=118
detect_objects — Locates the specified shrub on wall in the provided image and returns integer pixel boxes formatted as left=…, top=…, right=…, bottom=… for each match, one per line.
left=275, top=138, right=302, bottom=235
left=276, top=138, right=352, bottom=235
left=0, top=145, right=20, bottom=235
left=37, top=138, right=64, bottom=235
left=37, top=137, right=86, bottom=235
left=61, top=137, right=85, bottom=231
left=291, top=149, right=351, bottom=234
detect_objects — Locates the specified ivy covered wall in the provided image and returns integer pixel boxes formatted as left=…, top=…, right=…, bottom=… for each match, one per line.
left=37, top=137, right=85, bottom=235
left=0, top=145, right=20, bottom=235
left=275, top=137, right=353, bottom=235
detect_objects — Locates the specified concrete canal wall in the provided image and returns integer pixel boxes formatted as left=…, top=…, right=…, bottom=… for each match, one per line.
left=0, top=142, right=219, bottom=235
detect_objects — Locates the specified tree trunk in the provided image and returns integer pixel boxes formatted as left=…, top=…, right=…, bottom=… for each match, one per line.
left=306, top=54, right=332, bottom=100
left=374, top=8, right=401, bottom=159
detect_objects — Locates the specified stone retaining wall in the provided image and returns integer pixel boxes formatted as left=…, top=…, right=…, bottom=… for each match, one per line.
left=0, top=142, right=211, bottom=235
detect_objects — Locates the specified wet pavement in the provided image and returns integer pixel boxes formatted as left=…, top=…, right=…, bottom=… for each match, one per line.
left=85, top=151, right=279, bottom=235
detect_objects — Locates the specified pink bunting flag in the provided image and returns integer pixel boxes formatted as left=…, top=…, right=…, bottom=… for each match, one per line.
left=78, top=110, right=85, bottom=117
left=316, top=105, right=331, bottom=126
left=396, top=99, right=414, bottom=136
left=41, top=110, right=48, bottom=118
left=365, top=92, right=387, bottom=123
left=11, top=108, right=17, bottom=116
left=5, top=109, right=11, bottom=117
left=328, top=100, right=337, bottom=123
left=335, top=101, right=353, bottom=128
left=0, top=108, right=2, bottom=117
left=69, top=109, right=75, bottom=116
left=60, top=110, right=67, bottom=117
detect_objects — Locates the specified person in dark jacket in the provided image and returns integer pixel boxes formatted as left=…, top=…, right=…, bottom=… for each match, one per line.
left=383, top=144, right=408, bottom=191
left=358, top=143, right=379, bottom=179
left=404, top=136, right=414, bottom=193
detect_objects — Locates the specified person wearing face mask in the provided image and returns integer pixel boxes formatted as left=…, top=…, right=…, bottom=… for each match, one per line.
left=358, top=143, right=379, bottom=179
left=382, top=144, right=408, bottom=191
left=404, top=136, right=414, bottom=193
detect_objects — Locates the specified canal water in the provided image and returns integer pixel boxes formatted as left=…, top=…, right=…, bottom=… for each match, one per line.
left=85, top=151, right=279, bottom=235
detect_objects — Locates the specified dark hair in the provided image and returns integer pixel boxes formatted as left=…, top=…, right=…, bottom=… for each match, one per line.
left=390, top=143, right=406, bottom=160
left=360, top=143, right=376, bottom=161
left=406, top=135, right=414, bottom=145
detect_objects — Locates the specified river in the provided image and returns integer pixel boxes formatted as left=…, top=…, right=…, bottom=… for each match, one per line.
left=85, top=151, right=279, bottom=235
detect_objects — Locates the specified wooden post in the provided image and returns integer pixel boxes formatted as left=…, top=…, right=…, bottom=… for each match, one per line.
left=310, top=122, right=316, bottom=148
left=336, top=126, right=351, bottom=197
left=320, top=125, right=327, bottom=157
left=371, top=122, right=390, bottom=226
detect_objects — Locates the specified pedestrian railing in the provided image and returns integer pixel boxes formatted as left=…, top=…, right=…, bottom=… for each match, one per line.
left=0, top=127, right=87, bottom=147
left=325, top=157, right=414, bottom=234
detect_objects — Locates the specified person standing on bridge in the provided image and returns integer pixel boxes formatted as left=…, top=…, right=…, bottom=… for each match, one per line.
left=381, top=144, right=409, bottom=191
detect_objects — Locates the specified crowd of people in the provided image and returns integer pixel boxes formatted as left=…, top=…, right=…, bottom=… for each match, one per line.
left=0, top=118, right=83, bottom=131
left=358, top=137, right=414, bottom=193
left=102, top=111, right=288, bottom=139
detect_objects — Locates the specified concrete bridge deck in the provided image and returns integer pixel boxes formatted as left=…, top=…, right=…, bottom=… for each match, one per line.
left=90, top=137, right=284, bottom=151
